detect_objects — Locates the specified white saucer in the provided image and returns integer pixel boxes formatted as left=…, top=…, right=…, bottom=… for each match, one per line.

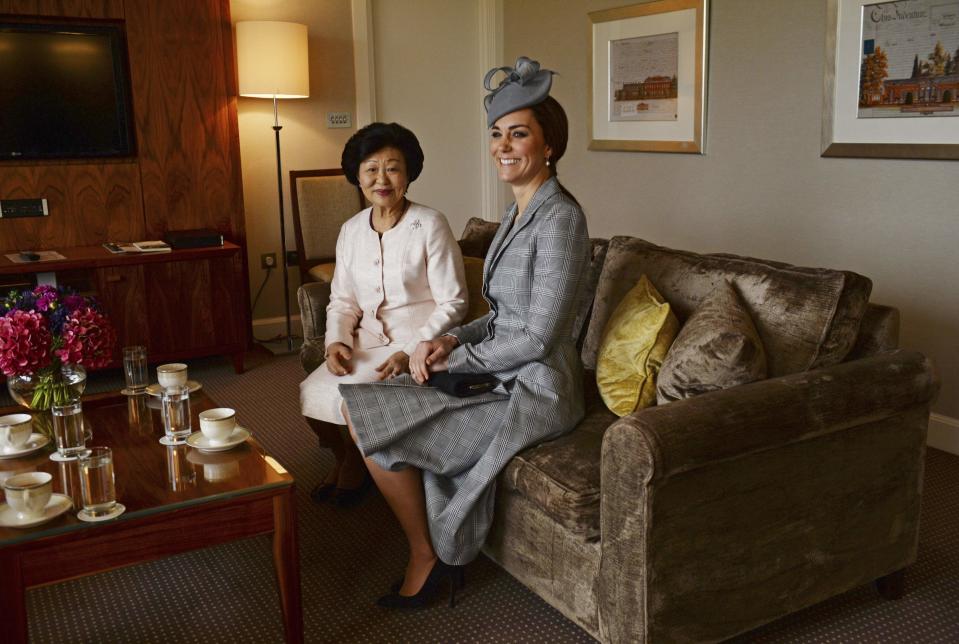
left=186, top=427, right=251, bottom=452
left=158, top=435, right=189, bottom=446
left=77, top=503, right=125, bottom=523
left=145, top=381, right=202, bottom=397
left=50, top=448, right=90, bottom=463
left=0, top=433, right=50, bottom=459
left=0, top=493, right=73, bottom=528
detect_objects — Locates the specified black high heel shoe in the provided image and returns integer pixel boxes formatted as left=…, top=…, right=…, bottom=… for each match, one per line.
left=378, top=560, right=465, bottom=610
left=309, top=482, right=337, bottom=504
left=389, top=567, right=465, bottom=594
left=331, top=473, right=373, bottom=508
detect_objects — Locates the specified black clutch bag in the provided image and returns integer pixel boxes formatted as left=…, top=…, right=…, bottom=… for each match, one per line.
left=427, top=372, right=499, bottom=397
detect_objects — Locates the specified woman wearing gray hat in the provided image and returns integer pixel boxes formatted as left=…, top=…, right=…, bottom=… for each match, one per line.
left=339, top=57, right=591, bottom=610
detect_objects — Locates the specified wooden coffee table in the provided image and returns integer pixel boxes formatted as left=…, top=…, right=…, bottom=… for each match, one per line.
left=0, top=391, right=302, bottom=643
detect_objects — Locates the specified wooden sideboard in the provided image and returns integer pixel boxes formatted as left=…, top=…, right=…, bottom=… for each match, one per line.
left=0, top=244, right=248, bottom=373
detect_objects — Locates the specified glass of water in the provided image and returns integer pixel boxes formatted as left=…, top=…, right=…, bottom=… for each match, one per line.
left=122, top=345, right=148, bottom=395
left=51, top=401, right=88, bottom=460
left=160, top=385, right=192, bottom=445
left=78, top=447, right=118, bottom=518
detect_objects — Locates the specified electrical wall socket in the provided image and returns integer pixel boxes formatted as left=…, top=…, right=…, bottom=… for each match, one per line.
left=260, top=253, right=276, bottom=269
left=327, top=111, right=352, bottom=129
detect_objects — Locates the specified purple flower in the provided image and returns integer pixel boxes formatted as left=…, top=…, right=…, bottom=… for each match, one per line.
left=63, top=295, right=86, bottom=312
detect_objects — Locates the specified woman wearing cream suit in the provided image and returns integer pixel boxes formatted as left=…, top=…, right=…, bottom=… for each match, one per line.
left=299, top=122, right=467, bottom=507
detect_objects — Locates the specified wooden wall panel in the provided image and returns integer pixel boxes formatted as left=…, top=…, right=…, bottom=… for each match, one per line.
left=124, top=0, right=245, bottom=240
left=0, top=0, right=135, bottom=251
left=0, top=163, right=144, bottom=249
left=0, top=0, right=121, bottom=17
left=0, top=0, right=250, bottom=352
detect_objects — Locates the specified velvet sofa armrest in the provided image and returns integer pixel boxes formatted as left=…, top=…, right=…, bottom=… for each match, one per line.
left=297, top=281, right=331, bottom=374
left=596, top=349, right=939, bottom=643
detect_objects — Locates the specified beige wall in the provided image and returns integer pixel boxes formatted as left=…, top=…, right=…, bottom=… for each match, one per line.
left=501, top=0, right=958, bottom=418
left=371, top=0, right=483, bottom=233
left=231, top=0, right=356, bottom=327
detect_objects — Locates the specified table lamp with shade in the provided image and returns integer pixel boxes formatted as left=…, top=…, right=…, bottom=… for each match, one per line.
left=235, top=20, right=309, bottom=352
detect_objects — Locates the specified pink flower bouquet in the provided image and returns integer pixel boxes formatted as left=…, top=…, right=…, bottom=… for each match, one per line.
left=1, top=285, right=117, bottom=409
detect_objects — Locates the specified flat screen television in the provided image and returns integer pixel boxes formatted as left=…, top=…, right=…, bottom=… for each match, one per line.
left=0, top=20, right=136, bottom=160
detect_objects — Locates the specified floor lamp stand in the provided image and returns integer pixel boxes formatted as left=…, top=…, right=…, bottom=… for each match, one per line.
left=272, top=96, right=294, bottom=352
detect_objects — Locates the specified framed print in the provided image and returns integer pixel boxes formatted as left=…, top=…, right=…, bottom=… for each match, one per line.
left=822, top=0, right=959, bottom=159
left=589, top=0, right=708, bottom=153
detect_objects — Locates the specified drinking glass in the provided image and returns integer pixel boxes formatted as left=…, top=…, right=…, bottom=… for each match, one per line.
left=122, top=345, right=148, bottom=394
left=51, top=401, right=88, bottom=460
left=160, top=385, right=192, bottom=445
left=78, top=447, right=117, bottom=518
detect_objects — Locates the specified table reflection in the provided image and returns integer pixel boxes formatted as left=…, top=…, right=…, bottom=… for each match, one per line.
left=165, top=445, right=196, bottom=491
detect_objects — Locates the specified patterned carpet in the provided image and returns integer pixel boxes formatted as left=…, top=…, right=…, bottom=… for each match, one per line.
left=14, top=352, right=959, bottom=643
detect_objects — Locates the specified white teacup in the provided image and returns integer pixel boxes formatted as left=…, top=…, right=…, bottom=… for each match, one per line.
left=0, top=414, right=33, bottom=452
left=3, top=471, right=53, bottom=519
left=198, top=408, right=236, bottom=444
left=157, top=363, right=188, bottom=388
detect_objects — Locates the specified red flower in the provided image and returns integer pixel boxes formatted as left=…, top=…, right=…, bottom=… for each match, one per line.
left=0, top=310, right=53, bottom=377
left=54, top=307, right=118, bottom=369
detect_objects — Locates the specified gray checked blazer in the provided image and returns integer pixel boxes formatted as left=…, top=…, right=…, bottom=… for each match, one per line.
left=448, top=176, right=591, bottom=423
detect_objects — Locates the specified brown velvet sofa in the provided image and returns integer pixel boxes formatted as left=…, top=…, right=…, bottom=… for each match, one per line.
left=297, top=219, right=939, bottom=643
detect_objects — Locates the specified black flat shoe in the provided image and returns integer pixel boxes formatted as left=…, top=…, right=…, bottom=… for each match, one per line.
left=309, top=482, right=336, bottom=504
left=331, top=473, right=373, bottom=508
left=377, top=560, right=465, bottom=610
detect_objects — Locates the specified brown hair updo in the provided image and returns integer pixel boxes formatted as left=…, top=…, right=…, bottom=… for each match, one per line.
left=529, top=96, right=578, bottom=204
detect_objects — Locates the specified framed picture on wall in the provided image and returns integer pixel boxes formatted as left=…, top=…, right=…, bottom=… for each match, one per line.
left=588, top=0, right=708, bottom=153
left=822, top=0, right=959, bottom=159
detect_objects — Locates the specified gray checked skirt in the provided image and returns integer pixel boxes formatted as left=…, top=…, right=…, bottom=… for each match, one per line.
left=339, top=374, right=512, bottom=565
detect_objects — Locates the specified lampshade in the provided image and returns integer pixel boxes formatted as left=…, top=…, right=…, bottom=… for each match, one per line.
left=236, top=21, right=309, bottom=99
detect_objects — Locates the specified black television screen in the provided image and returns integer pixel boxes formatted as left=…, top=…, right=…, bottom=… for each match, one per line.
left=0, top=21, right=136, bottom=160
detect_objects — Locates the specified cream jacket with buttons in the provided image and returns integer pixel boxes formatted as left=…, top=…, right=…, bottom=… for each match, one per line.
left=325, top=203, right=468, bottom=356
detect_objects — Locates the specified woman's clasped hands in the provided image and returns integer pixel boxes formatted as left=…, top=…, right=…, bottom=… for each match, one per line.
left=409, top=335, right=459, bottom=384
left=325, top=343, right=412, bottom=381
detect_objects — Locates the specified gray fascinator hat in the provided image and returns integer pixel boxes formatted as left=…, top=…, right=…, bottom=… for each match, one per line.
left=483, top=56, right=555, bottom=127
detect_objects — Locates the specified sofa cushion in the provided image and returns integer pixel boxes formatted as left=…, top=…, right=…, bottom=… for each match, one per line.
left=500, top=374, right=614, bottom=540
left=459, top=217, right=500, bottom=258
left=462, top=256, right=491, bottom=323
left=582, top=237, right=869, bottom=377
left=307, top=262, right=336, bottom=283
left=596, top=275, right=679, bottom=416
left=656, top=280, right=767, bottom=404
left=573, top=239, right=609, bottom=348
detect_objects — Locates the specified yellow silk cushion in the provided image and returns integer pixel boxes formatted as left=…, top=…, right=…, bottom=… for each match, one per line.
left=307, top=262, right=336, bottom=283
left=462, top=256, right=490, bottom=323
left=596, top=275, right=679, bottom=416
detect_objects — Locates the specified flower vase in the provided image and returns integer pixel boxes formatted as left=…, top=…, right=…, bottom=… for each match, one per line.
left=7, top=362, right=87, bottom=439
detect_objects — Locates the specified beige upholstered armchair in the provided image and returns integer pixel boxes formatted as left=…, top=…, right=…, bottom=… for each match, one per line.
left=289, top=169, right=364, bottom=286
